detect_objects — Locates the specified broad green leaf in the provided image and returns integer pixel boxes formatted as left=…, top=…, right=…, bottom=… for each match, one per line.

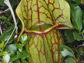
left=82, top=12, right=84, bottom=33
left=0, top=25, right=15, bottom=44
left=60, top=45, right=74, bottom=57
left=0, top=62, right=3, bottom=63
left=77, top=47, right=84, bottom=58
left=71, top=6, right=82, bottom=32
left=66, top=0, right=81, bottom=5
left=0, top=41, right=5, bottom=51
left=13, top=60, right=20, bottom=63
left=0, top=0, right=18, bottom=6
left=5, top=44, right=17, bottom=56
left=73, top=31, right=84, bottom=41
left=19, top=50, right=29, bottom=59
left=6, top=44, right=17, bottom=52
left=80, top=61, right=84, bottom=63
left=10, top=0, right=19, bottom=6
left=64, top=30, right=75, bottom=43
left=20, top=33, right=28, bottom=45
left=0, top=16, right=12, bottom=25
left=0, top=51, right=4, bottom=56
left=10, top=51, right=20, bottom=62
left=15, top=43, right=23, bottom=52
left=21, top=59, right=28, bottom=63
left=3, top=51, right=10, bottom=63
left=0, top=41, right=5, bottom=48
left=0, top=0, right=6, bottom=6
left=0, top=16, right=7, bottom=20
left=65, top=57, right=76, bottom=63
left=81, top=30, right=84, bottom=34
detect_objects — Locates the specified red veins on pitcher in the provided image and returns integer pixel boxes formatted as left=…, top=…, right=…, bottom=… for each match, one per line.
left=16, top=0, right=73, bottom=63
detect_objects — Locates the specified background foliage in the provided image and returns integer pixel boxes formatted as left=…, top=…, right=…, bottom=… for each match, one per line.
left=0, top=0, right=84, bottom=63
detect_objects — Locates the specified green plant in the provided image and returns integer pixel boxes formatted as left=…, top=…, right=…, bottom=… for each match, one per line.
left=16, top=0, right=73, bottom=63
left=0, top=0, right=84, bottom=63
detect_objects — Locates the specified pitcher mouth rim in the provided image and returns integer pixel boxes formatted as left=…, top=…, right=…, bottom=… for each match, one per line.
left=24, top=23, right=73, bottom=34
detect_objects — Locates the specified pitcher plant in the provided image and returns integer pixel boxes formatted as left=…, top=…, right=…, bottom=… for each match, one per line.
left=16, top=0, right=73, bottom=63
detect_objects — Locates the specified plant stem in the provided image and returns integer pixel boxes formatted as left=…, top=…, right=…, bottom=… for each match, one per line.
left=0, top=24, right=2, bottom=34
left=0, top=8, right=9, bottom=14
left=4, top=0, right=18, bottom=34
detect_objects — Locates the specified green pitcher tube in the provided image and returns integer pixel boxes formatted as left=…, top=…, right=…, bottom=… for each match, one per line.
left=16, top=0, right=73, bottom=63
